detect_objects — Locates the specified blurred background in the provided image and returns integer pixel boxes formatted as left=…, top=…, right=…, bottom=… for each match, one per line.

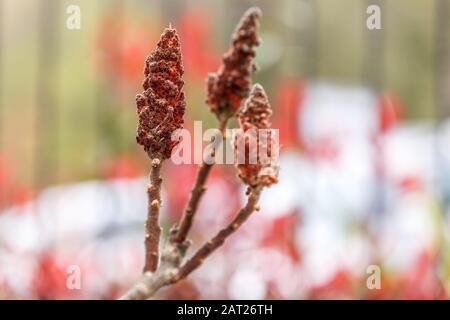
left=0, top=0, right=450, bottom=299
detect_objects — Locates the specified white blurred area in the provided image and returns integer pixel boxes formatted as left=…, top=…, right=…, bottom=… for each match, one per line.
left=1, top=82, right=450, bottom=299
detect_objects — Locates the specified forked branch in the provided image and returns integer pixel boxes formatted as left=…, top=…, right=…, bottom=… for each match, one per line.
left=174, top=7, right=262, bottom=243
left=175, top=186, right=262, bottom=281
left=120, top=186, right=262, bottom=300
left=120, top=7, right=279, bottom=301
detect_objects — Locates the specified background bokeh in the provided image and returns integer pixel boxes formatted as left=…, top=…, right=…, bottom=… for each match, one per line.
left=0, top=0, right=450, bottom=299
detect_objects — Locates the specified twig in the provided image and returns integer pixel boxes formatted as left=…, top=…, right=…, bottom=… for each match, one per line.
left=120, top=186, right=262, bottom=300
left=174, top=7, right=262, bottom=244
left=120, top=228, right=191, bottom=300
left=143, top=158, right=163, bottom=273
left=137, top=27, right=185, bottom=273
left=175, top=185, right=262, bottom=281
left=174, top=116, right=228, bottom=243
left=121, top=8, right=275, bottom=301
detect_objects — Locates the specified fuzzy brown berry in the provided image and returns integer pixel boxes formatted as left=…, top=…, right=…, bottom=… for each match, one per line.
left=235, top=84, right=279, bottom=187
left=206, top=7, right=261, bottom=120
left=136, top=27, right=186, bottom=160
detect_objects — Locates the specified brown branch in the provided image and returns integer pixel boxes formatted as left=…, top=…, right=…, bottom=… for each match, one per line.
left=120, top=186, right=262, bottom=300
left=119, top=272, right=165, bottom=300
left=174, top=185, right=262, bottom=281
left=120, top=228, right=190, bottom=300
left=173, top=7, right=262, bottom=245
left=143, top=158, right=163, bottom=273
left=174, top=116, right=228, bottom=243
left=121, top=7, right=273, bottom=301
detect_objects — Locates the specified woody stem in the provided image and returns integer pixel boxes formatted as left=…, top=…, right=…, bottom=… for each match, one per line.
left=120, top=186, right=262, bottom=300
left=143, top=157, right=163, bottom=273
left=175, top=185, right=262, bottom=281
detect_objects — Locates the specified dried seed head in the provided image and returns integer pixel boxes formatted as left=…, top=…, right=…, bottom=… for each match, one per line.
left=239, top=83, right=272, bottom=130
left=206, top=7, right=261, bottom=120
left=136, top=27, right=186, bottom=160
left=235, top=84, right=279, bottom=187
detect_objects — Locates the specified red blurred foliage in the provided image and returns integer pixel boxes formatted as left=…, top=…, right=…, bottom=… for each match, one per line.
left=178, top=8, right=221, bottom=80
left=164, top=162, right=198, bottom=219
left=0, top=155, right=35, bottom=210
left=208, top=167, right=242, bottom=220
left=377, top=92, right=403, bottom=133
left=368, top=251, right=446, bottom=300
left=31, top=251, right=82, bottom=300
left=96, top=7, right=221, bottom=85
left=397, top=175, right=424, bottom=193
left=100, top=282, right=125, bottom=300
left=0, top=155, right=12, bottom=207
left=163, top=119, right=198, bottom=217
left=10, top=186, right=36, bottom=207
left=306, top=136, right=340, bottom=164
left=397, top=250, right=444, bottom=299
left=260, top=211, right=301, bottom=263
left=95, top=9, right=157, bottom=85
left=163, top=118, right=242, bottom=220
left=309, top=269, right=355, bottom=299
left=164, top=159, right=240, bottom=223
left=102, top=154, right=142, bottom=179
left=272, top=78, right=305, bottom=149
left=162, top=279, right=200, bottom=300
left=300, top=250, right=446, bottom=300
